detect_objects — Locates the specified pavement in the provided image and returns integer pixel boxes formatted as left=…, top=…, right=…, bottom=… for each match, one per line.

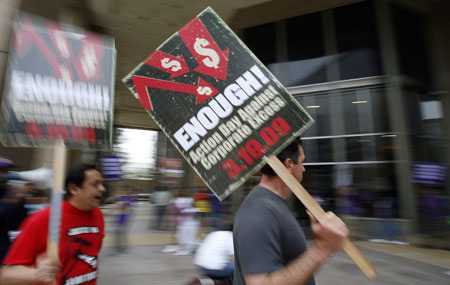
left=97, top=202, right=450, bottom=285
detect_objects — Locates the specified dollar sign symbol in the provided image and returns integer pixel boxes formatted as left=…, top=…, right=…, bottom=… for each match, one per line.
left=54, top=31, right=70, bottom=59
left=81, top=45, right=97, bottom=79
left=59, top=66, right=72, bottom=83
left=193, top=38, right=220, bottom=69
left=197, top=86, right=213, bottom=96
left=160, top=58, right=182, bottom=72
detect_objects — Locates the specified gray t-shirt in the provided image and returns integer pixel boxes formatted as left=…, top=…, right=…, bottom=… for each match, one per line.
left=233, top=185, right=315, bottom=285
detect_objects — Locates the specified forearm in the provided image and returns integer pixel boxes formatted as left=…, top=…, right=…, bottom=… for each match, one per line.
left=246, top=244, right=331, bottom=285
left=0, top=265, right=38, bottom=285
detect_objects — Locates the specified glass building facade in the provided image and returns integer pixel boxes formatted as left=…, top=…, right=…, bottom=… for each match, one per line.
left=239, top=0, right=449, bottom=238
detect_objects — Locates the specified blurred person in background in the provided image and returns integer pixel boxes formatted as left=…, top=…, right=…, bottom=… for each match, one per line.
left=175, top=190, right=200, bottom=255
left=151, top=186, right=172, bottom=230
left=163, top=189, right=200, bottom=255
left=337, top=186, right=360, bottom=216
left=233, top=138, right=349, bottom=285
left=209, top=190, right=227, bottom=230
left=162, top=189, right=182, bottom=253
left=114, top=186, right=134, bottom=253
left=0, top=164, right=106, bottom=285
left=11, top=166, right=53, bottom=215
left=193, top=188, right=211, bottom=227
left=194, top=223, right=234, bottom=282
left=1, top=165, right=54, bottom=263
left=372, top=192, right=397, bottom=242
left=0, top=157, right=29, bottom=264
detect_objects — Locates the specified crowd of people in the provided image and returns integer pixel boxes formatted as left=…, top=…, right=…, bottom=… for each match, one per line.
left=0, top=157, right=52, bottom=265
left=0, top=138, right=353, bottom=285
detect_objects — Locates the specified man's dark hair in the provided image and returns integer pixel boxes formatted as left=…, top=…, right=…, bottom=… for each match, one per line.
left=260, top=138, right=302, bottom=177
left=64, top=164, right=97, bottom=199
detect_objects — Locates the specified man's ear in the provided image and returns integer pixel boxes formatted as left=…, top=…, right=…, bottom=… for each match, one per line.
left=283, top=157, right=294, bottom=169
left=67, top=183, right=78, bottom=197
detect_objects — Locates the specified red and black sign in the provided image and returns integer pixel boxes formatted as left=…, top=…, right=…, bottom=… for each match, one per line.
left=0, top=12, right=116, bottom=149
left=123, top=7, right=313, bottom=199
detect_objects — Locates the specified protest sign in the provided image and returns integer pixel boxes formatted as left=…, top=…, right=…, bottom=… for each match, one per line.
left=412, top=162, right=447, bottom=185
left=123, top=7, right=313, bottom=200
left=123, top=7, right=376, bottom=279
left=101, top=156, right=123, bottom=182
left=0, top=12, right=116, bottom=274
left=0, top=12, right=116, bottom=150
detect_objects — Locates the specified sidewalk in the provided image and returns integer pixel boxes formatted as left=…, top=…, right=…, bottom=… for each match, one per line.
left=98, top=203, right=450, bottom=284
left=102, top=212, right=450, bottom=270
left=98, top=236, right=450, bottom=285
left=101, top=229, right=450, bottom=270
left=355, top=241, right=450, bottom=270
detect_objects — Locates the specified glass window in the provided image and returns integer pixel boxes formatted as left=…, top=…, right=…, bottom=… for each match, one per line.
left=346, top=137, right=364, bottom=161
left=405, top=89, right=446, bottom=163
left=342, top=91, right=361, bottom=135
left=369, top=88, right=391, bottom=133
left=281, top=12, right=327, bottom=86
left=287, top=12, right=325, bottom=62
left=302, top=138, right=335, bottom=163
left=296, top=87, right=390, bottom=139
left=334, top=1, right=382, bottom=79
left=391, top=4, right=430, bottom=84
left=242, top=22, right=277, bottom=66
left=293, top=164, right=399, bottom=218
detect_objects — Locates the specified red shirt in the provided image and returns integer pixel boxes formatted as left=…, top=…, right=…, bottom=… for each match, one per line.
left=3, top=201, right=104, bottom=284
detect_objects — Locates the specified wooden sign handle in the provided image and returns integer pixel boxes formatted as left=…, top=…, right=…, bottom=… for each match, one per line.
left=47, top=140, right=67, bottom=284
left=266, top=155, right=377, bottom=279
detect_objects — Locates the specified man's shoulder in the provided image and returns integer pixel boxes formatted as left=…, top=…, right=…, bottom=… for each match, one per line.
left=235, top=192, right=279, bottom=229
left=29, top=205, right=51, bottom=220
left=92, top=207, right=104, bottom=219
left=16, top=206, right=50, bottom=232
left=238, top=186, right=281, bottom=213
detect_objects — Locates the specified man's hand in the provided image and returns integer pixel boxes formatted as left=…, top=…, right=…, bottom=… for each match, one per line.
left=0, top=254, right=60, bottom=285
left=34, top=253, right=60, bottom=283
left=309, top=211, right=349, bottom=256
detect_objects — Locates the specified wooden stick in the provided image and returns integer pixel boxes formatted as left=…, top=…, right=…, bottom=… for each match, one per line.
left=47, top=139, right=67, bottom=283
left=266, top=155, right=377, bottom=279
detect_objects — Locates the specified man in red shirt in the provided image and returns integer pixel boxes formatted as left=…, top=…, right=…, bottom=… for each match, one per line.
left=0, top=164, right=106, bottom=284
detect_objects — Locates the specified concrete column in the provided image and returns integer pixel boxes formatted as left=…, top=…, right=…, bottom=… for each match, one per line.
left=430, top=2, right=450, bottom=196
left=31, top=148, right=54, bottom=169
left=322, top=10, right=346, bottom=162
left=0, top=1, right=33, bottom=170
left=374, top=0, right=417, bottom=232
left=0, top=0, right=21, bottom=95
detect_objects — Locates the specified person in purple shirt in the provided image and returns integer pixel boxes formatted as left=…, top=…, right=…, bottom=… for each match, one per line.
left=114, top=186, right=134, bottom=253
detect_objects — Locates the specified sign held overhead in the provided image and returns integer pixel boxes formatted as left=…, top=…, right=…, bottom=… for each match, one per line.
left=0, top=12, right=116, bottom=150
left=123, top=7, right=313, bottom=199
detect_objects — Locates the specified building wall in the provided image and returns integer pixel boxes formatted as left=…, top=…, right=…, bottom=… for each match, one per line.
left=231, top=0, right=450, bottom=239
left=0, top=1, right=34, bottom=170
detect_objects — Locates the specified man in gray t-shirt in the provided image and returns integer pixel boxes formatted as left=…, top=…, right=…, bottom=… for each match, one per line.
left=233, top=138, right=349, bottom=285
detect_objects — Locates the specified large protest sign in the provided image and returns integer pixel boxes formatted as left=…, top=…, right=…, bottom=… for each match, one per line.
left=123, top=7, right=313, bottom=199
left=0, top=12, right=116, bottom=150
